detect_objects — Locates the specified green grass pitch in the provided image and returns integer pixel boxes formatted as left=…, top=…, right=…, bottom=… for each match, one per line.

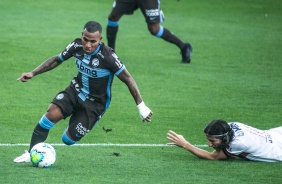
left=0, top=0, right=281, bottom=183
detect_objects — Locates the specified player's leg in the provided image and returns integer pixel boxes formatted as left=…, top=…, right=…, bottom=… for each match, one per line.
left=148, top=23, right=192, bottom=63
left=28, top=104, right=63, bottom=152
left=13, top=103, right=64, bottom=163
left=62, top=109, right=88, bottom=145
left=140, top=0, right=192, bottom=63
left=106, top=0, right=139, bottom=50
left=13, top=87, right=74, bottom=163
left=62, top=107, right=100, bottom=145
left=107, top=12, right=122, bottom=50
left=147, top=22, right=185, bottom=50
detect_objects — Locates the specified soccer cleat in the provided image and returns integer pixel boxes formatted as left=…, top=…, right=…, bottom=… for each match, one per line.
left=13, top=150, right=31, bottom=163
left=181, top=43, right=193, bottom=63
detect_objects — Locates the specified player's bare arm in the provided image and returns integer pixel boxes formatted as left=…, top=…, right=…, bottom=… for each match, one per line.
left=167, top=130, right=227, bottom=160
left=117, top=68, right=143, bottom=105
left=17, top=56, right=62, bottom=82
left=117, top=68, right=153, bottom=122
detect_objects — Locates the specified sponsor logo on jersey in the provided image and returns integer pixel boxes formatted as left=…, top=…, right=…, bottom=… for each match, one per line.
left=75, top=134, right=82, bottom=138
left=63, top=42, right=82, bottom=56
left=76, top=59, right=97, bottom=77
left=73, top=43, right=82, bottom=48
left=75, top=122, right=90, bottom=136
left=72, top=79, right=80, bottom=92
left=63, top=42, right=74, bottom=56
left=66, top=42, right=74, bottom=51
left=56, top=93, right=64, bottom=100
left=111, top=53, right=123, bottom=68
left=146, top=9, right=159, bottom=17
left=266, top=133, right=273, bottom=143
left=92, top=58, right=99, bottom=67
left=97, top=51, right=104, bottom=59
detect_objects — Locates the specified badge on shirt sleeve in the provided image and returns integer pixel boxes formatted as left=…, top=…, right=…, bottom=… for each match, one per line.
left=111, top=53, right=123, bottom=68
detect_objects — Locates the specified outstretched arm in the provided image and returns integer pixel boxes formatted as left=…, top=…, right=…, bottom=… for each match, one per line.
left=117, top=68, right=153, bottom=122
left=17, top=55, right=62, bottom=82
left=167, top=130, right=227, bottom=160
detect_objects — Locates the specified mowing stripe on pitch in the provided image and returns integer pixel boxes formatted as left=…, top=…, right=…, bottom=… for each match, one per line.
left=0, top=143, right=208, bottom=147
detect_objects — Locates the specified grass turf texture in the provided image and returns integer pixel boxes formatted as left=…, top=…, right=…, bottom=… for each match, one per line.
left=0, top=0, right=282, bottom=183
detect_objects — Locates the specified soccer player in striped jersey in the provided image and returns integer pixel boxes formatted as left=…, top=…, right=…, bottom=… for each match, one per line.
left=14, top=21, right=153, bottom=163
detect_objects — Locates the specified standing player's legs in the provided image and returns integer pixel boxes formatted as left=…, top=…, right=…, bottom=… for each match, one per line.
left=107, top=13, right=122, bottom=50
left=106, top=1, right=138, bottom=50
left=140, top=0, right=192, bottom=63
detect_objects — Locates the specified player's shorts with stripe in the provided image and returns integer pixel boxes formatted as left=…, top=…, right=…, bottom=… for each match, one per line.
left=111, top=0, right=164, bottom=23
left=51, top=84, right=106, bottom=141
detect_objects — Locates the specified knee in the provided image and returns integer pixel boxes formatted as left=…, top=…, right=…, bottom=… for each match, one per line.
left=148, top=24, right=161, bottom=36
left=108, top=13, right=122, bottom=22
left=46, top=103, right=64, bottom=122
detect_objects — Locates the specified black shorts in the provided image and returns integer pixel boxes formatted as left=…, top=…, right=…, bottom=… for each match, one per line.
left=51, top=84, right=106, bottom=141
left=112, top=0, right=164, bottom=23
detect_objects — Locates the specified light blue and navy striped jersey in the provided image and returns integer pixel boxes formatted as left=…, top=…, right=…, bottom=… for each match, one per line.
left=58, top=39, right=125, bottom=108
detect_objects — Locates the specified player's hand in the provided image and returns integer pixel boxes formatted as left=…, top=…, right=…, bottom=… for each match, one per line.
left=167, top=130, right=188, bottom=148
left=137, top=101, right=153, bottom=122
left=142, top=111, right=153, bottom=122
left=17, top=72, right=34, bottom=82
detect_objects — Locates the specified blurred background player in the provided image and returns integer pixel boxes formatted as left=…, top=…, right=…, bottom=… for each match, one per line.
left=106, top=0, right=193, bottom=63
left=167, top=119, right=282, bottom=162
left=14, top=21, right=153, bottom=163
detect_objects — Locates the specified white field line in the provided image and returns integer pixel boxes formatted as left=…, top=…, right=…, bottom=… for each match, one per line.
left=0, top=143, right=208, bottom=147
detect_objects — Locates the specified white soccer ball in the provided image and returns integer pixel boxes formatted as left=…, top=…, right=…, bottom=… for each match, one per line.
left=30, top=142, right=56, bottom=168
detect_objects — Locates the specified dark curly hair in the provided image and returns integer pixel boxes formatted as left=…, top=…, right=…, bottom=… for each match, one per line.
left=204, top=120, right=234, bottom=148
